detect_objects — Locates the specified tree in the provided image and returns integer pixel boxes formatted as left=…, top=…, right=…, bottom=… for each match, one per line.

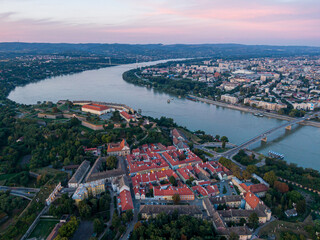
left=112, top=214, right=121, bottom=229
left=220, top=136, right=229, bottom=142
left=263, top=171, right=277, bottom=186
left=248, top=212, right=259, bottom=229
left=239, top=218, right=246, bottom=226
left=172, top=194, right=180, bottom=205
left=274, top=181, right=289, bottom=193
left=296, top=199, right=306, bottom=215
left=106, top=156, right=118, bottom=170
left=246, top=165, right=257, bottom=174
left=242, top=170, right=251, bottom=180
left=78, top=201, right=92, bottom=218
left=229, top=232, right=239, bottom=240
left=93, top=218, right=104, bottom=234
left=126, top=209, right=133, bottom=222
left=222, top=186, right=227, bottom=194
left=169, top=176, right=177, bottom=186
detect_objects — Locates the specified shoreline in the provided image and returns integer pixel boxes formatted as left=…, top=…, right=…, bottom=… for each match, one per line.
left=190, top=95, right=320, bottom=128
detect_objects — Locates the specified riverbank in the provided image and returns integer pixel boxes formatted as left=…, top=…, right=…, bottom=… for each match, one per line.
left=190, top=95, right=320, bottom=128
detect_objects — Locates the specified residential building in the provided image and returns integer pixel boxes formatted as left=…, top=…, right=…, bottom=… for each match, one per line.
left=107, top=139, right=130, bottom=156
left=82, top=103, right=111, bottom=115
left=68, top=160, right=91, bottom=188
left=139, top=205, right=202, bottom=220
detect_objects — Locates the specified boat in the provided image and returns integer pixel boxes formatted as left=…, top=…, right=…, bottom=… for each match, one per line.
left=268, top=151, right=284, bottom=160
left=253, top=112, right=264, bottom=117
left=186, top=95, right=197, bottom=102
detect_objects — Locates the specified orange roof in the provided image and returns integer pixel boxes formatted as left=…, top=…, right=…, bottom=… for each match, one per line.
left=82, top=103, right=109, bottom=111
left=107, top=139, right=128, bottom=152
left=244, top=192, right=260, bottom=209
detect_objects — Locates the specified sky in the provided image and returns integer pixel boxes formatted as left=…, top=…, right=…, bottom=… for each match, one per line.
left=0, top=0, right=319, bottom=46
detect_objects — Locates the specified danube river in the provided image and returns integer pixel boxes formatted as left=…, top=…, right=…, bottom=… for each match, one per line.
left=8, top=60, right=320, bottom=170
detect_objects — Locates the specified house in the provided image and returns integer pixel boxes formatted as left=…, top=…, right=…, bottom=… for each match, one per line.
left=82, top=103, right=111, bottom=115
left=120, top=111, right=135, bottom=122
left=112, top=176, right=130, bottom=194
left=72, top=179, right=106, bottom=203
left=210, top=195, right=242, bottom=208
left=239, top=183, right=269, bottom=197
left=107, top=139, right=130, bottom=156
left=244, top=192, right=261, bottom=210
left=68, top=160, right=91, bottom=188
left=118, top=189, right=134, bottom=212
left=139, top=205, right=202, bottom=220
left=285, top=208, right=298, bottom=218
left=153, top=185, right=194, bottom=201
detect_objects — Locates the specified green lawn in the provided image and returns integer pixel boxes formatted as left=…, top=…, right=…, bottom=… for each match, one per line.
left=205, top=146, right=230, bottom=153
left=29, top=219, right=59, bottom=239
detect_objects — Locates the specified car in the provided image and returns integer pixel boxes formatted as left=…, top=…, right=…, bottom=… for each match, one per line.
left=230, top=185, right=233, bottom=188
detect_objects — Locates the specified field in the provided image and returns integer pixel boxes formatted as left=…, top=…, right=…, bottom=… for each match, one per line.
left=259, top=215, right=314, bottom=239
left=29, top=219, right=59, bottom=239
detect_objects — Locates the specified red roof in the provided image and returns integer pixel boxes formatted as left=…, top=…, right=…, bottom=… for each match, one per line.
left=120, top=111, right=134, bottom=120
left=119, top=189, right=134, bottom=211
left=244, top=192, right=260, bottom=209
left=107, top=139, right=128, bottom=152
left=240, top=183, right=269, bottom=193
left=82, top=103, right=109, bottom=111
left=154, top=185, right=194, bottom=197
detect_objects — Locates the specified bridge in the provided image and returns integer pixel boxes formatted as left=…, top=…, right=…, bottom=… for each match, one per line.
left=0, top=186, right=39, bottom=201
left=220, top=112, right=318, bottom=160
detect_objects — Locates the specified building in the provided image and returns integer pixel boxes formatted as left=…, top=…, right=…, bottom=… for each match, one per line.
left=239, top=183, right=269, bottom=197
left=210, top=195, right=242, bottom=208
left=84, top=156, right=125, bottom=183
left=72, top=179, right=106, bottom=203
left=81, top=103, right=111, bottom=115
left=244, top=98, right=287, bottom=111
left=153, top=185, right=194, bottom=201
left=107, top=139, right=130, bottom=156
left=161, top=149, right=202, bottom=170
left=221, top=94, right=239, bottom=104
left=218, top=209, right=268, bottom=224
left=112, top=175, right=130, bottom=194
left=68, top=160, right=91, bottom=188
left=139, top=205, right=202, bottom=220
left=120, top=111, right=135, bottom=122
left=118, top=189, right=134, bottom=212
left=244, top=192, right=261, bottom=210
left=285, top=208, right=298, bottom=218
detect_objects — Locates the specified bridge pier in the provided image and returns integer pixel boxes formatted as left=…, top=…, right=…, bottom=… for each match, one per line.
left=285, top=125, right=292, bottom=131
left=261, top=137, right=267, bottom=143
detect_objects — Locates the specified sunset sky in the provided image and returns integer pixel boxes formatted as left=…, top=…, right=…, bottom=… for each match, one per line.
left=0, top=0, right=319, bottom=46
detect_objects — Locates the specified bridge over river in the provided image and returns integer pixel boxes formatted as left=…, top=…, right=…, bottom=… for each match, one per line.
left=218, top=112, right=319, bottom=161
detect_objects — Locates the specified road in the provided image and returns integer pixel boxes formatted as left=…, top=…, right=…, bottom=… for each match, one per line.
left=0, top=185, right=40, bottom=192
left=99, top=190, right=115, bottom=240
left=221, top=112, right=318, bottom=159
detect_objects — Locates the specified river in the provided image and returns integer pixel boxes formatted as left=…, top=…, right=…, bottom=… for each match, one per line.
left=8, top=60, right=320, bottom=170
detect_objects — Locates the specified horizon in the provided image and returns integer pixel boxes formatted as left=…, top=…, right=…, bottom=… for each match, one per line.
left=1, top=0, right=319, bottom=46
left=1, top=41, right=320, bottom=48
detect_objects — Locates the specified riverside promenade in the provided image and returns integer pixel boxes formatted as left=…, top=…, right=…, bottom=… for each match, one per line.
left=190, top=95, right=320, bottom=128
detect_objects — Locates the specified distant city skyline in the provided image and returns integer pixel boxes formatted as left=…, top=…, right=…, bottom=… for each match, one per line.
left=0, top=0, right=320, bottom=46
